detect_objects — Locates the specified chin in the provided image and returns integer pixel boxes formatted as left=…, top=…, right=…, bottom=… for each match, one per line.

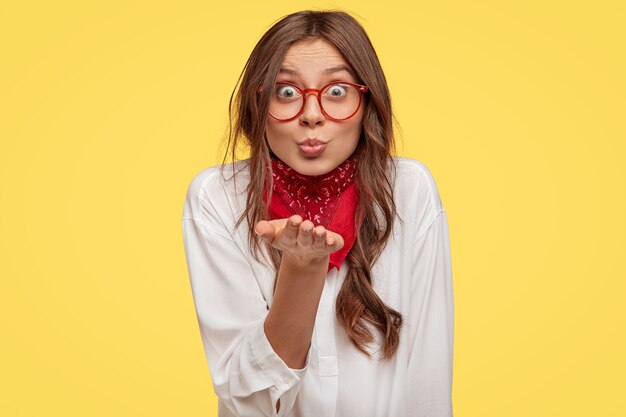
left=291, top=158, right=333, bottom=176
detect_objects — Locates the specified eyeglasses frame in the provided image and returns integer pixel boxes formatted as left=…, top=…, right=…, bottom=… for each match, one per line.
left=256, top=81, right=369, bottom=122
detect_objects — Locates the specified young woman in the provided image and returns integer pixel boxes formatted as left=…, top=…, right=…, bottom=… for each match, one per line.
left=182, top=10, right=454, bottom=417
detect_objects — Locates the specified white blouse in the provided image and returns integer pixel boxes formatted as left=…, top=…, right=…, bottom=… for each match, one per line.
left=181, top=156, right=454, bottom=417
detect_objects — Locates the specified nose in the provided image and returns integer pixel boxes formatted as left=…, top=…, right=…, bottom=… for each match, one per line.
left=299, top=92, right=325, bottom=126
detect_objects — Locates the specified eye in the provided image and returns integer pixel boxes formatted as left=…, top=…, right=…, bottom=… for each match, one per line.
left=325, top=84, right=348, bottom=97
left=276, top=84, right=301, bottom=99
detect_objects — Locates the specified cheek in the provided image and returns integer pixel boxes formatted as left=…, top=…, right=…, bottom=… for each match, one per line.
left=347, top=107, right=365, bottom=134
left=265, top=119, right=290, bottom=139
left=264, top=122, right=278, bottom=145
left=264, top=119, right=273, bottom=135
left=343, top=118, right=363, bottom=140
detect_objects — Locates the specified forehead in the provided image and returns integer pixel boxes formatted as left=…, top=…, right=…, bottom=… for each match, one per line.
left=280, top=38, right=354, bottom=78
left=283, top=38, right=345, bottom=62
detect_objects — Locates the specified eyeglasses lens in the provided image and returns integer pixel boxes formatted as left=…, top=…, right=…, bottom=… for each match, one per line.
left=268, top=83, right=362, bottom=120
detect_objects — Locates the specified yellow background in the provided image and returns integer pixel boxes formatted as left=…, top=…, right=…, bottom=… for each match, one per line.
left=1, top=1, right=624, bottom=415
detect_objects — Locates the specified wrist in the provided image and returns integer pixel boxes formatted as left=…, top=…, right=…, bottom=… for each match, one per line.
left=282, top=251, right=329, bottom=270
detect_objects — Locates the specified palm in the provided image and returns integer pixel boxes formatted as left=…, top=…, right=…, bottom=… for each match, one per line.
left=255, top=215, right=345, bottom=260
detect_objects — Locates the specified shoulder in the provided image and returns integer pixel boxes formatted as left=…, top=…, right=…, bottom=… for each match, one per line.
left=182, top=159, right=250, bottom=226
left=391, top=156, right=445, bottom=233
left=392, top=157, right=444, bottom=211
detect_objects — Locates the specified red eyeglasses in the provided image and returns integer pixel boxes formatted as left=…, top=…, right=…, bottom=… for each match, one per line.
left=257, top=81, right=369, bottom=122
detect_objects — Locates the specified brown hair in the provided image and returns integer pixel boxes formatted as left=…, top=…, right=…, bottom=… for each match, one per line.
left=220, top=9, right=404, bottom=360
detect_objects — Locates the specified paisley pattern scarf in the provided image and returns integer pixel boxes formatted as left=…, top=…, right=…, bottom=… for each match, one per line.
left=262, top=154, right=359, bottom=272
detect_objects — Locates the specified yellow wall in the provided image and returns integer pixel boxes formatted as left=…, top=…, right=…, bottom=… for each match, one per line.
left=1, top=1, right=624, bottom=415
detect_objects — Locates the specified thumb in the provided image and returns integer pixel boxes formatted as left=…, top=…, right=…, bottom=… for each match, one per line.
left=255, top=220, right=276, bottom=244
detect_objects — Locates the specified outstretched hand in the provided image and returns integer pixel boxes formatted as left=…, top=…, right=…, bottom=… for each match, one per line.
left=255, top=215, right=345, bottom=265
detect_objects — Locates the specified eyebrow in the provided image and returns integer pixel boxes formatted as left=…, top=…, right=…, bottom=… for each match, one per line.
left=278, top=65, right=354, bottom=77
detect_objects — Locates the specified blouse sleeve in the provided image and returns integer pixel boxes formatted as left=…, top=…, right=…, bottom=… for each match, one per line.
left=407, top=209, right=455, bottom=417
left=181, top=184, right=310, bottom=416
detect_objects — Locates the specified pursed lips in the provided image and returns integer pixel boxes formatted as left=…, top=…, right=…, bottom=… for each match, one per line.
left=299, top=138, right=327, bottom=146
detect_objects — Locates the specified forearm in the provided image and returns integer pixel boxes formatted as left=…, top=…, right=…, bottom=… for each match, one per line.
left=264, top=252, right=328, bottom=369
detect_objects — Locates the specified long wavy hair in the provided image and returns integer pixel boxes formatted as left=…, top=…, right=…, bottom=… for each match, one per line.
left=219, top=9, right=404, bottom=360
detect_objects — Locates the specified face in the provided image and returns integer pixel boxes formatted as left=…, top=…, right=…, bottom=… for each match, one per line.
left=264, top=38, right=365, bottom=176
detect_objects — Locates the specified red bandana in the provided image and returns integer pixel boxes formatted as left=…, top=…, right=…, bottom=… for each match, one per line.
left=262, top=155, right=359, bottom=272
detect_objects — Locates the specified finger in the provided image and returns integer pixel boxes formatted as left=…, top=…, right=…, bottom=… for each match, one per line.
left=327, top=231, right=345, bottom=250
left=297, top=220, right=315, bottom=248
left=313, top=226, right=327, bottom=250
left=282, top=214, right=302, bottom=245
left=255, top=220, right=276, bottom=244
left=268, top=218, right=289, bottom=231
